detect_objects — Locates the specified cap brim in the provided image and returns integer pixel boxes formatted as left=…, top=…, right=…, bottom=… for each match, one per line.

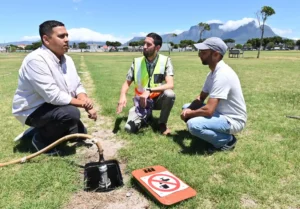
left=194, top=43, right=210, bottom=50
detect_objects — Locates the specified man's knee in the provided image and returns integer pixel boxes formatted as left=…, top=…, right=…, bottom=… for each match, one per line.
left=187, top=119, right=204, bottom=135
left=163, top=89, right=175, bottom=99
left=182, top=103, right=191, bottom=110
left=58, top=105, right=81, bottom=123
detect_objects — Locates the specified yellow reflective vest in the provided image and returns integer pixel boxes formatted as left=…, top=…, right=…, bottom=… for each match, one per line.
left=134, top=54, right=168, bottom=99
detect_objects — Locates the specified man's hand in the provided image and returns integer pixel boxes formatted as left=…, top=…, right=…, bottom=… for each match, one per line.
left=82, top=97, right=93, bottom=110
left=117, top=95, right=127, bottom=114
left=181, top=108, right=192, bottom=122
left=86, top=108, right=97, bottom=121
left=139, top=90, right=151, bottom=108
left=77, top=94, right=94, bottom=110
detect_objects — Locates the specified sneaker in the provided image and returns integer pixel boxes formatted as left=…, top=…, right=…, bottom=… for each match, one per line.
left=32, top=134, right=60, bottom=156
left=124, top=121, right=140, bottom=133
left=220, top=135, right=237, bottom=151
left=206, top=135, right=237, bottom=154
left=159, top=123, right=171, bottom=136
left=14, top=127, right=36, bottom=142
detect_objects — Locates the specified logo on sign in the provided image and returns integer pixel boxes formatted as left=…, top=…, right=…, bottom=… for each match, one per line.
left=141, top=171, right=189, bottom=197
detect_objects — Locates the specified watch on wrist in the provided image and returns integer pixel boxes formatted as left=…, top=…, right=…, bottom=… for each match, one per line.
left=146, top=88, right=152, bottom=93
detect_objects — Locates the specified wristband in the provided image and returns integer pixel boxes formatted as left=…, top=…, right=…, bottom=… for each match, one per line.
left=146, top=88, right=152, bottom=93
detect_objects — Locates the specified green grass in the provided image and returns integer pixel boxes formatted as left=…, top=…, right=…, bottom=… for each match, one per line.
left=1, top=50, right=300, bottom=208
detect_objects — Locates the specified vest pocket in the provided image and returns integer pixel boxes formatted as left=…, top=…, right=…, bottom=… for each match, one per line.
left=153, top=74, right=164, bottom=83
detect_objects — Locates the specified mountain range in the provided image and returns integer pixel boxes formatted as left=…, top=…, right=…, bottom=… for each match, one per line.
left=126, top=21, right=277, bottom=45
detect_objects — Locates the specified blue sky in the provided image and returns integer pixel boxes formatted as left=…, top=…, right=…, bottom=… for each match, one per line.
left=1, top=0, right=299, bottom=44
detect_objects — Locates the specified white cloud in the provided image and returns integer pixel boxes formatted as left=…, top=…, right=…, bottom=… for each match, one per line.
left=168, top=29, right=184, bottom=35
left=21, top=35, right=40, bottom=42
left=206, top=19, right=223, bottom=24
left=20, top=28, right=132, bottom=43
left=291, top=37, right=300, bottom=40
left=272, top=28, right=293, bottom=36
left=132, top=29, right=184, bottom=37
left=219, top=18, right=259, bottom=32
left=68, top=28, right=130, bottom=43
left=132, top=32, right=148, bottom=37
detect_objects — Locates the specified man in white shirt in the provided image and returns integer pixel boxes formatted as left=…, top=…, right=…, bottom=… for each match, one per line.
left=12, top=20, right=97, bottom=155
left=180, top=37, right=247, bottom=153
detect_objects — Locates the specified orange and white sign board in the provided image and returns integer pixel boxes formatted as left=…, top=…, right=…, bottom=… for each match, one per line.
left=132, top=165, right=196, bottom=205
left=141, top=171, right=189, bottom=197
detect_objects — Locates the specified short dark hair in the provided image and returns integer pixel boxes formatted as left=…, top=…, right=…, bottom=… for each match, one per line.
left=39, top=20, right=65, bottom=41
left=146, top=33, right=162, bottom=47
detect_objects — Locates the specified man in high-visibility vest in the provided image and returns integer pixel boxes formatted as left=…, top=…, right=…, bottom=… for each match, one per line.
left=117, top=33, right=175, bottom=135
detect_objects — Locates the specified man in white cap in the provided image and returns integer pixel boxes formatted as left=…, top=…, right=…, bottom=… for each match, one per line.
left=180, top=37, right=247, bottom=153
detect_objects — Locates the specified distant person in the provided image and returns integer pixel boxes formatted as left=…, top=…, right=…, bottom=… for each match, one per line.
left=12, top=20, right=97, bottom=155
left=180, top=37, right=247, bottom=153
left=116, top=33, right=175, bottom=135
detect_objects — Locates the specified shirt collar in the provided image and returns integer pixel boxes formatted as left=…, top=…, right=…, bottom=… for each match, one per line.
left=145, top=54, right=159, bottom=65
left=214, top=60, right=225, bottom=72
left=41, top=45, right=66, bottom=64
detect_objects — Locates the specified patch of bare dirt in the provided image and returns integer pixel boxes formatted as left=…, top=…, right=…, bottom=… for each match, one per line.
left=64, top=56, right=149, bottom=209
left=240, top=194, right=258, bottom=208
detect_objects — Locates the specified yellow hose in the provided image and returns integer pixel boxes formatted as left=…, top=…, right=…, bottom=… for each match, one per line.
left=0, top=133, right=103, bottom=167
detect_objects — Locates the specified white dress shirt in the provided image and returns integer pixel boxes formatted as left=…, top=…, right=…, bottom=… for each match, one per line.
left=12, top=45, right=86, bottom=124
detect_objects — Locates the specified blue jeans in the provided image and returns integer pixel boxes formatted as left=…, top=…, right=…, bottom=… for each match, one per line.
left=182, top=103, right=232, bottom=148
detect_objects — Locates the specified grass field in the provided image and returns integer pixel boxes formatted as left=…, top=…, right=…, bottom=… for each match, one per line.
left=0, top=50, right=300, bottom=208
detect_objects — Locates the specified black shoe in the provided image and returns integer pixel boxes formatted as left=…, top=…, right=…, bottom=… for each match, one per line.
left=32, top=134, right=60, bottom=156
left=125, top=120, right=140, bottom=133
left=206, top=135, right=237, bottom=154
left=220, top=135, right=237, bottom=151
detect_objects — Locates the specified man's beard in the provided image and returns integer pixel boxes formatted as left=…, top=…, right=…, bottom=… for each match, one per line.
left=143, top=48, right=155, bottom=58
left=201, top=53, right=213, bottom=65
left=201, top=59, right=208, bottom=65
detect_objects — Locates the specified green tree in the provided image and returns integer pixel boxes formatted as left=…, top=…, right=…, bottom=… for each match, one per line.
left=245, top=43, right=252, bottom=50
left=137, top=39, right=144, bottom=46
left=168, top=33, right=177, bottom=55
left=8, top=44, right=18, bottom=52
left=25, top=45, right=33, bottom=50
left=179, top=40, right=195, bottom=51
left=198, top=22, right=210, bottom=42
left=296, top=40, right=300, bottom=49
left=223, top=39, right=235, bottom=43
left=284, top=39, right=294, bottom=49
left=236, top=44, right=243, bottom=49
left=32, top=41, right=42, bottom=50
left=247, top=38, right=260, bottom=49
left=256, top=6, right=275, bottom=58
left=72, top=42, right=77, bottom=49
left=179, top=40, right=188, bottom=50
left=78, top=42, right=88, bottom=52
left=114, top=41, right=122, bottom=47
left=129, top=41, right=138, bottom=51
left=266, top=42, right=274, bottom=50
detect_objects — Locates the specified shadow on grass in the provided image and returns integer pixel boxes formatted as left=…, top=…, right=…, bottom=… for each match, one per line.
left=113, top=115, right=162, bottom=135
left=13, top=134, right=93, bottom=157
left=168, top=130, right=209, bottom=155
left=149, top=117, right=160, bottom=133
left=113, top=116, right=127, bottom=134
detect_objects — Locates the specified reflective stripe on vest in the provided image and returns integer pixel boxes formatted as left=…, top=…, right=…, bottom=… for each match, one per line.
left=134, top=54, right=168, bottom=99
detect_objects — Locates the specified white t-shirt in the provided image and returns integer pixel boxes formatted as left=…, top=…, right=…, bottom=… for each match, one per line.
left=203, top=60, right=247, bottom=134
left=12, top=45, right=86, bottom=124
